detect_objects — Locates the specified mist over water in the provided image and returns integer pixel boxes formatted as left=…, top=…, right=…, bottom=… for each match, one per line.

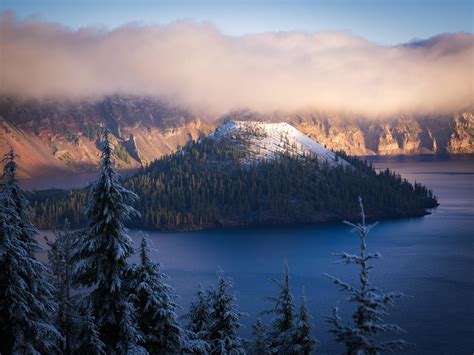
left=38, top=155, right=474, bottom=354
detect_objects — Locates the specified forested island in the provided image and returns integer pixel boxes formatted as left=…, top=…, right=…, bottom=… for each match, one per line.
left=30, top=133, right=438, bottom=231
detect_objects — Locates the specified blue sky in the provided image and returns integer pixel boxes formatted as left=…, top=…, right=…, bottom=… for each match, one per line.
left=2, top=0, right=473, bottom=44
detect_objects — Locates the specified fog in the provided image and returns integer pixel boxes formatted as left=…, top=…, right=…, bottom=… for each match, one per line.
left=1, top=12, right=473, bottom=116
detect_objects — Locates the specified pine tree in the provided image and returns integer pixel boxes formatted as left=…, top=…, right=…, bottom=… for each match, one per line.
left=45, top=219, right=79, bottom=353
left=72, top=130, right=145, bottom=353
left=251, top=318, right=270, bottom=355
left=0, top=148, right=62, bottom=354
left=208, top=269, right=246, bottom=354
left=264, top=261, right=295, bottom=354
left=185, top=284, right=212, bottom=353
left=127, top=236, right=184, bottom=354
left=325, top=197, right=406, bottom=354
left=74, top=310, right=106, bottom=355
left=291, top=289, right=316, bottom=355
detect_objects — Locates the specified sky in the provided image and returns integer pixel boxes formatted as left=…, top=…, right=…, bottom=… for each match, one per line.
left=1, top=1, right=473, bottom=115
left=1, top=0, right=473, bottom=45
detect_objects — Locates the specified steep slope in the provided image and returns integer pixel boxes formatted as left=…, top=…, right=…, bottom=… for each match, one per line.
left=292, top=112, right=474, bottom=155
left=211, top=121, right=347, bottom=166
left=0, top=96, right=210, bottom=179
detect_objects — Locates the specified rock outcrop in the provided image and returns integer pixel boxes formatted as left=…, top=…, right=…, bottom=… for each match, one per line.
left=290, top=112, right=474, bottom=155
left=0, top=96, right=211, bottom=179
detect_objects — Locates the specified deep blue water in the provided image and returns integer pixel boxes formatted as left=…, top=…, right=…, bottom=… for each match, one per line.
left=40, top=155, right=474, bottom=354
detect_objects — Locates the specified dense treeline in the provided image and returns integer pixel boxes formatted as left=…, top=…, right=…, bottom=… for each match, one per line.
left=30, top=137, right=437, bottom=230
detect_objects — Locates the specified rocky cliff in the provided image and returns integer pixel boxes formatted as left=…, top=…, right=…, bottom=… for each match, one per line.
left=290, top=112, right=474, bottom=156
left=0, top=96, right=472, bottom=179
left=0, top=96, right=210, bottom=179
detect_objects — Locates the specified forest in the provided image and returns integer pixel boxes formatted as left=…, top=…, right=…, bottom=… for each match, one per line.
left=0, top=133, right=408, bottom=354
left=30, top=135, right=438, bottom=231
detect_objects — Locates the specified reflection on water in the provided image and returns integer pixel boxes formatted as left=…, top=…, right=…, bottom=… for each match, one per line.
left=38, top=155, right=474, bottom=354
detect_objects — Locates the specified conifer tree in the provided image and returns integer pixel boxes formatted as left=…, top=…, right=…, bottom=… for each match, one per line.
left=264, top=261, right=295, bottom=354
left=72, top=130, right=145, bottom=353
left=325, top=197, right=406, bottom=354
left=185, top=284, right=212, bottom=353
left=208, top=269, right=246, bottom=354
left=74, top=310, right=106, bottom=355
left=187, top=284, right=211, bottom=337
left=45, top=220, right=79, bottom=353
left=127, top=236, right=184, bottom=353
left=292, top=289, right=316, bottom=355
left=251, top=318, right=270, bottom=355
left=0, top=148, right=62, bottom=354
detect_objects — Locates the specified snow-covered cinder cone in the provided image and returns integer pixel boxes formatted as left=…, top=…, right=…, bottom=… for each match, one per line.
left=325, top=197, right=407, bottom=354
left=211, top=120, right=348, bottom=166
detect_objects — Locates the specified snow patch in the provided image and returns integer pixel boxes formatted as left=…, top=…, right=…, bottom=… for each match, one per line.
left=211, top=121, right=348, bottom=166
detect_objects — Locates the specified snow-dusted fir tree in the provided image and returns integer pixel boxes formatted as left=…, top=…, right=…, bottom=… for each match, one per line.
left=127, top=236, right=185, bottom=354
left=45, top=219, right=80, bottom=353
left=72, top=130, right=145, bottom=353
left=0, top=148, right=62, bottom=354
left=185, top=284, right=212, bottom=353
left=75, top=309, right=106, bottom=354
left=264, top=261, right=296, bottom=354
left=325, top=197, right=406, bottom=354
left=251, top=318, right=270, bottom=355
left=187, top=284, right=211, bottom=337
left=291, top=289, right=317, bottom=355
left=208, top=269, right=246, bottom=354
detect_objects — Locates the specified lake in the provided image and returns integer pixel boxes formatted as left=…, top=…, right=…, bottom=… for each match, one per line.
left=38, top=155, right=474, bottom=354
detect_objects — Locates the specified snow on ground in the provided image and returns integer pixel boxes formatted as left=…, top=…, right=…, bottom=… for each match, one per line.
left=211, top=121, right=348, bottom=166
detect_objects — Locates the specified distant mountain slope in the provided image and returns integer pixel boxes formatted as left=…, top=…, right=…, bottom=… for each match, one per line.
left=293, top=112, right=473, bottom=156
left=0, top=95, right=472, bottom=180
left=0, top=96, right=210, bottom=179
left=225, top=111, right=474, bottom=156
left=30, top=123, right=438, bottom=231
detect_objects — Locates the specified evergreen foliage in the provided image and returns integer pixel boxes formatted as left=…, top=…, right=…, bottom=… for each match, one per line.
left=251, top=318, right=270, bottom=355
left=74, top=310, right=106, bottom=355
left=208, top=269, right=246, bottom=354
left=30, top=137, right=438, bottom=231
left=45, top=219, right=79, bottom=353
left=264, top=262, right=296, bottom=354
left=291, top=290, right=317, bottom=355
left=71, top=129, right=145, bottom=353
left=325, top=197, right=406, bottom=354
left=185, top=284, right=212, bottom=353
left=0, top=148, right=62, bottom=354
left=126, top=235, right=185, bottom=354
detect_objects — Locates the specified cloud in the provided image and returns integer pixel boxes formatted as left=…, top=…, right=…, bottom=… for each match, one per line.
left=1, top=12, right=473, bottom=116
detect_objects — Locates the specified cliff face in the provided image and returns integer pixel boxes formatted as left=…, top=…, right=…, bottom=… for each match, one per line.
left=291, top=112, right=474, bottom=156
left=0, top=96, right=210, bottom=179
left=0, top=95, right=472, bottom=179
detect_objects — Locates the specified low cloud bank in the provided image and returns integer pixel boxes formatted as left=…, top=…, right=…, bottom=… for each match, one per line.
left=1, top=13, right=473, bottom=116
